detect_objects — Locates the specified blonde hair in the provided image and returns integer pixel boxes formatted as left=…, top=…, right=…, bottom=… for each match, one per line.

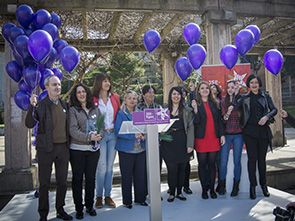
left=195, top=81, right=220, bottom=108
left=121, top=90, right=138, bottom=114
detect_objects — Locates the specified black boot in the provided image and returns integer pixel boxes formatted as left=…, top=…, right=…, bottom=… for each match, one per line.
left=216, top=179, right=220, bottom=193
left=261, top=185, right=270, bottom=197
left=231, top=179, right=240, bottom=197
left=250, top=186, right=256, bottom=199
left=218, top=179, right=226, bottom=195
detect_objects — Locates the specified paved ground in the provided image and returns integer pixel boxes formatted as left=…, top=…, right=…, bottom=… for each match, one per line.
left=0, top=128, right=295, bottom=220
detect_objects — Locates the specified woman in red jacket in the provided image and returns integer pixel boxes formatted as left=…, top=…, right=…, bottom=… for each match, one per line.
left=93, top=73, right=120, bottom=209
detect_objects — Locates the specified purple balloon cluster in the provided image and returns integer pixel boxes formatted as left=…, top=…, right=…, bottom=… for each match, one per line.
left=175, top=23, right=206, bottom=81
left=220, top=25, right=261, bottom=69
left=2, top=4, right=80, bottom=111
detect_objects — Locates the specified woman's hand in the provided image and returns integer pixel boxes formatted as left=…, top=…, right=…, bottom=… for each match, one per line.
left=191, top=100, right=198, bottom=114
left=187, top=147, right=194, bottom=153
left=280, top=109, right=288, bottom=118
left=141, top=134, right=146, bottom=141
left=91, top=132, right=101, bottom=141
left=220, top=136, right=226, bottom=146
left=258, top=116, right=269, bottom=126
left=30, top=94, right=38, bottom=107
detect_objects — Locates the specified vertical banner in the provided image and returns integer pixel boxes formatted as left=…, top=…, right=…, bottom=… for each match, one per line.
left=201, top=64, right=251, bottom=97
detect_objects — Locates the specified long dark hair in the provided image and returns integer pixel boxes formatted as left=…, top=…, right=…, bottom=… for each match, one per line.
left=211, top=83, right=222, bottom=100
left=92, top=73, right=112, bottom=98
left=195, top=81, right=219, bottom=108
left=168, top=86, right=184, bottom=116
left=70, top=83, right=94, bottom=109
left=224, top=80, right=242, bottom=117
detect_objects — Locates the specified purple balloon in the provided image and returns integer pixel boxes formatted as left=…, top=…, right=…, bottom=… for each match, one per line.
left=183, top=23, right=201, bottom=46
left=43, top=47, right=57, bottom=68
left=174, top=57, right=192, bottom=81
left=25, top=28, right=34, bottom=37
left=143, top=30, right=161, bottom=53
left=42, top=23, right=59, bottom=42
left=15, top=4, right=34, bottom=28
left=13, top=50, right=25, bottom=67
left=2, top=23, right=16, bottom=44
left=60, top=46, right=80, bottom=72
left=14, top=90, right=31, bottom=111
left=39, top=90, right=48, bottom=101
left=235, top=29, right=255, bottom=56
left=22, top=66, right=41, bottom=89
left=52, top=68, right=63, bottom=80
left=246, top=25, right=261, bottom=45
left=39, top=69, right=54, bottom=90
left=220, top=45, right=239, bottom=69
left=28, top=30, right=53, bottom=62
left=34, top=9, right=51, bottom=29
left=53, top=39, right=68, bottom=60
left=14, top=35, right=30, bottom=59
left=9, top=26, right=25, bottom=44
left=263, top=49, right=284, bottom=76
left=6, top=60, right=22, bottom=82
left=18, top=79, right=33, bottom=94
left=186, top=44, right=206, bottom=70
left=51, top=13, right=62, bottom=29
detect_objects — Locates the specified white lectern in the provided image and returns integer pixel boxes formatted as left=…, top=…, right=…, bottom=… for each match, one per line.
left=119, top=119, right=177, bottom=221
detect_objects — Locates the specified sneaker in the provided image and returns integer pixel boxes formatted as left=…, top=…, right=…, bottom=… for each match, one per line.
left=95, top=196, right=103, bottom=208
left=105, top=196, right=116, bottom=208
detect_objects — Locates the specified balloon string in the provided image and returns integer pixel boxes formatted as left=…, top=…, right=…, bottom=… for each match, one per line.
left=275, top=75, right=282, bottom=110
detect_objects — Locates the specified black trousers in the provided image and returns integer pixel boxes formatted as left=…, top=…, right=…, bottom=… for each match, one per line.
left=70, top=149, right=100, bottom=212
left=37, top=143, right=69, bottom=218
left=183, top=161, right=191, bottom=188
left=243, top=134, right=269, bottom=186
left=165, top=161, right=187, bottom=196
left=119, top=151, right=146, bottom=205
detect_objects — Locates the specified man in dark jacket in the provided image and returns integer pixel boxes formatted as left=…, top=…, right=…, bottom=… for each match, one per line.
left=25, top=75, right=72, bottom=221
left=280, top=109, right=295, bottom=128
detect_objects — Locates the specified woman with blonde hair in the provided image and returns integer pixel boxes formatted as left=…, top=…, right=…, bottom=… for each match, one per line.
left=114, top=91, right=147, bottom=209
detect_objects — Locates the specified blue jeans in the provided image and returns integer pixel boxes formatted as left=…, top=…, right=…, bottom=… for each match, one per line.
left=95, top=131, right=117, bottom=197
left=219, top=134, right=244, bottom=181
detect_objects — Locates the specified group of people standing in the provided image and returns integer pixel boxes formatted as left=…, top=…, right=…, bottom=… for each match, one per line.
left=26, top=72, right=279, bottom=221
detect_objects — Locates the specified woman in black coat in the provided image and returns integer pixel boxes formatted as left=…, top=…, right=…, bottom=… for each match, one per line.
left=237, top=74, right=277, bottom=199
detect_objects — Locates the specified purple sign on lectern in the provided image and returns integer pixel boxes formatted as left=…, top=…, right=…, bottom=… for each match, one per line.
left=133, top=108, right=170, bottom=125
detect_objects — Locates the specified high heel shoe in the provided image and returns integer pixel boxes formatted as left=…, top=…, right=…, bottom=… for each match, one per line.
left=167, top=195, right=175, bottom=202
left=250, top=186, right=256, bottom=200
left=261, top=185, right=270, bottom=197
left=176, top=194, right=186, bottom=201
left=202, top=192, right=208, bottom=199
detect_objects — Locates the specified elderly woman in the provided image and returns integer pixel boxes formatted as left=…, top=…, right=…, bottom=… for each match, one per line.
left=114, top=90, right=147, bottom=209
left=69, top=83, right=104, bottom=219
left=237, top=74, right=277, bottom=199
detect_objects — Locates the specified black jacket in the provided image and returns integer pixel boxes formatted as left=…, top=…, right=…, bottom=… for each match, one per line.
left=194, top=100, right=224, bottom=139
left=237, top=91, right=277, bottom=128
left=25, top=95, right=70, bottom=152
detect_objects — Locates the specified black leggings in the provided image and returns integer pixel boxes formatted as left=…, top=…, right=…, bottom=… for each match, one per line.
left=165, top=161, right=187, bottom=196
left=197, top=151, right=218, bottom=193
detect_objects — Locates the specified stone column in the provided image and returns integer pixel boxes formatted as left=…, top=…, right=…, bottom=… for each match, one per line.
left=161, top=50, right=179, bottom=104
left=265, top=69, right=284, bottom=147
left=204, top=10, right=236, bottom=65
left=0, top=41, right=36, bottom=193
